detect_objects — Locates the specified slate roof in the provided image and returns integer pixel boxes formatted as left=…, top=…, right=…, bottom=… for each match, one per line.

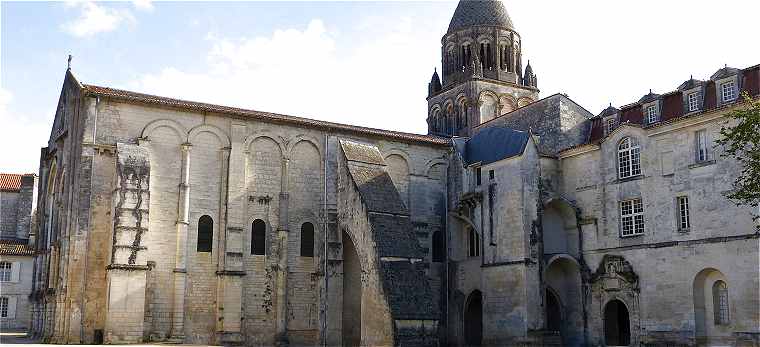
left=0, top=174, right=25, bottom=192
left=464, top=126, right=530, bottom=165
left=369, top=214, right=426, bottom=258
left=345, top=164, right=408, bottom=215
left=447, top=0, right=514, bottom=34
left=598, top=105, right=619, bottom=118
left=82, top=84, right=448, bottom=147
left=0, top=239, right=35, bottom=256
left=711, top=66, right=741, bottom=80
left=638, top=91, right=661, bottom=103
left=380, top=261, right=440, bottom=320
left=677, top=78, right=704, bottom=91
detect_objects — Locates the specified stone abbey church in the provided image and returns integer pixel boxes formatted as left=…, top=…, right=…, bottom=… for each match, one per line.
left=28, top=0, right=760, bottom=346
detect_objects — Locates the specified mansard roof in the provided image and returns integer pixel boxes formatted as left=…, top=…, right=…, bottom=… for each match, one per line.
left=447, top=0, right=514, bottom=34
left=81, top=84, right=448, bottom=147
left=570, top=63, right=760, bottom=152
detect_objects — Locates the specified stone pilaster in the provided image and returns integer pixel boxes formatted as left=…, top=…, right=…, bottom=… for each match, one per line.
left=104, top=143, right=151, bottom=343
left=170, top=142, right=191, bottom=342
left=275, top=157, right=290, bottom=346
left=216, top=124, right=245, bottom=344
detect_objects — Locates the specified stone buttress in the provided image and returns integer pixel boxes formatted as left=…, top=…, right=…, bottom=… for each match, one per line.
left=336, top=139, right=439, bottom=346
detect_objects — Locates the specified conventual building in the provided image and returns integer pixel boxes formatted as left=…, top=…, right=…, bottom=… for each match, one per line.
left=30, top=1, right=760, bottom=346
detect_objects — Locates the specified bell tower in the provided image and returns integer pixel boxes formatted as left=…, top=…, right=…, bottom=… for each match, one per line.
left=427, top=0, right=539, bottom=137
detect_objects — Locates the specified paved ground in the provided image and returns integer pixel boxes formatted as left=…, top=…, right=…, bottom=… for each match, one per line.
left=0, top=332, right=223, bottom=346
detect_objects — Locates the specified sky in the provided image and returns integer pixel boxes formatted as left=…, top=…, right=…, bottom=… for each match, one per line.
left=1, top=0, right=759, bottom=173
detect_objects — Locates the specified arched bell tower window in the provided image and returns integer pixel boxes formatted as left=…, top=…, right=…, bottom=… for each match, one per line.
left=197, top=215, right=213, bottom=252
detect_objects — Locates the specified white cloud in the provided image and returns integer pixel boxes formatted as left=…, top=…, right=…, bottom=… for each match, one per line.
left=62, top=1, right=135, bottom=37
left=0, top=88, right=53, bottom=173
left=129, top=17, right=441, bottom=133
left=132, top=0, right=153, bottom=12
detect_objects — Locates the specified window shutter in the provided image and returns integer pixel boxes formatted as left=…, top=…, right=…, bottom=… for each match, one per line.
left=8, top=296, right=17, bottom=319
left=11, top=262, right=20, bottom=283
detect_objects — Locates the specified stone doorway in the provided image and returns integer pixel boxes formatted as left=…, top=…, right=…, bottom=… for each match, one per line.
left=604, top=300, right=630, bottom=346
left=342, top=231, right=361, bottom=347
left=464, top=290, right=482, bottom=346
left=546, top=288, right=562, bottom=333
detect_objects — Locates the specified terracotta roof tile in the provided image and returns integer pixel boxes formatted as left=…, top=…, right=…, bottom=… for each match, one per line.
left=0, top=174, right=23, bottom=192
left=0, top=239, right=35, bottom=256
left=82, top=84, right=449, bottom=147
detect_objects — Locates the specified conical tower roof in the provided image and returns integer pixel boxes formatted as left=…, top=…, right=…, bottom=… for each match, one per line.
left=447, top=0, right=514, bottom=34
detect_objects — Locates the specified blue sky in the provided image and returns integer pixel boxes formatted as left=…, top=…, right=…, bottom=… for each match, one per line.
left=2, top=0, right=760, bottom=173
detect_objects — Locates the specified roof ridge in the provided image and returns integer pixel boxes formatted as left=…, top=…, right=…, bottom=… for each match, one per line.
left=82, top=84, right=449, bottom=146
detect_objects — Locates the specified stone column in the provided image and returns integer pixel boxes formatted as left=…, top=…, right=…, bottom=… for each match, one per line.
left=104, top=143, right=151, bottom=343
left=216, top=124, right=246, bottom=344
left=169, top=143, right=191, bottom=342
left=275, top=158, right=290, bottom=346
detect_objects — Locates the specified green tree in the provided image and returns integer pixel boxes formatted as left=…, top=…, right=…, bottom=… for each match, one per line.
left=717, top=92, right=760, bottom=217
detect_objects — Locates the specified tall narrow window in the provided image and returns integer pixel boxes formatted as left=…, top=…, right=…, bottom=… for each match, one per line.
left=475, top=167, right=482, bottom=186
left=432, top=230, right=444, bottom=262
left=468, top=228, right=480, bottom=257
left=695, top=129, right=712, bottom=162
left=721, top=81, right=736, bottom=102
left=0, top=297, right=7, bottom=318
left=197, top=215, right=213, bottom=252
left=646, top=104, right=659, bottom=124
left=618, top=137, right=641, bottom=179
left=620, top=198, right=644, bottom=237
left=300, top=222, right=315, bottom=257
left=252, top=219, right=266, bottom=255
left=687, top=92, right=700, bottom=112
left=0, top=262, right=10, bottom=282
left=676, top=196, right=690, bottom=231
left=712, top=280, right=730, bottom=325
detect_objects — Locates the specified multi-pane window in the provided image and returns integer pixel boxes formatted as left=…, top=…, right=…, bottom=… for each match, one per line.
left=721, top=81, right=736, bottom=102
left=677, top=196, right=690, bottom=231
left=696, top=129, right=712, bottom=162
left=688, top=92, right=700, bottom=112
left=620, top=199, right=644, bottom=237
left=468, top=228, right=480, bottom=257
left=605, top=118, right=616, bottom=135
left=0, top=297, right=7, bottom=318
left=618, top=137, right=642, bottom=179
left=0, top=262, right=11, bottom=282
left=646, top=105, right=658, bottom=124
left=712, top=280, right=730, bottom=325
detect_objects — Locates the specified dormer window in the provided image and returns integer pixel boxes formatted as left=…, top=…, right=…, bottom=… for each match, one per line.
left=687, top=92, right=700, bottom=112
left=605, top=118, right=616, bottom=135
left=721, top=81, right=736, bottom=102
left=645, top=104, right=659, bottom=124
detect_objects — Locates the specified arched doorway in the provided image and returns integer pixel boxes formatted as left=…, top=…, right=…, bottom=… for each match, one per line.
left=693, top=268, right=732, bottom=346
left=464, top=290, right=483, bottom=346
left=544, top=256, right=583, bottom=346
left=604, top=300, right=630, bottom=346
left=546, top=288, right=562, bottom=332
left=342, top=231, right=361, bottom=347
